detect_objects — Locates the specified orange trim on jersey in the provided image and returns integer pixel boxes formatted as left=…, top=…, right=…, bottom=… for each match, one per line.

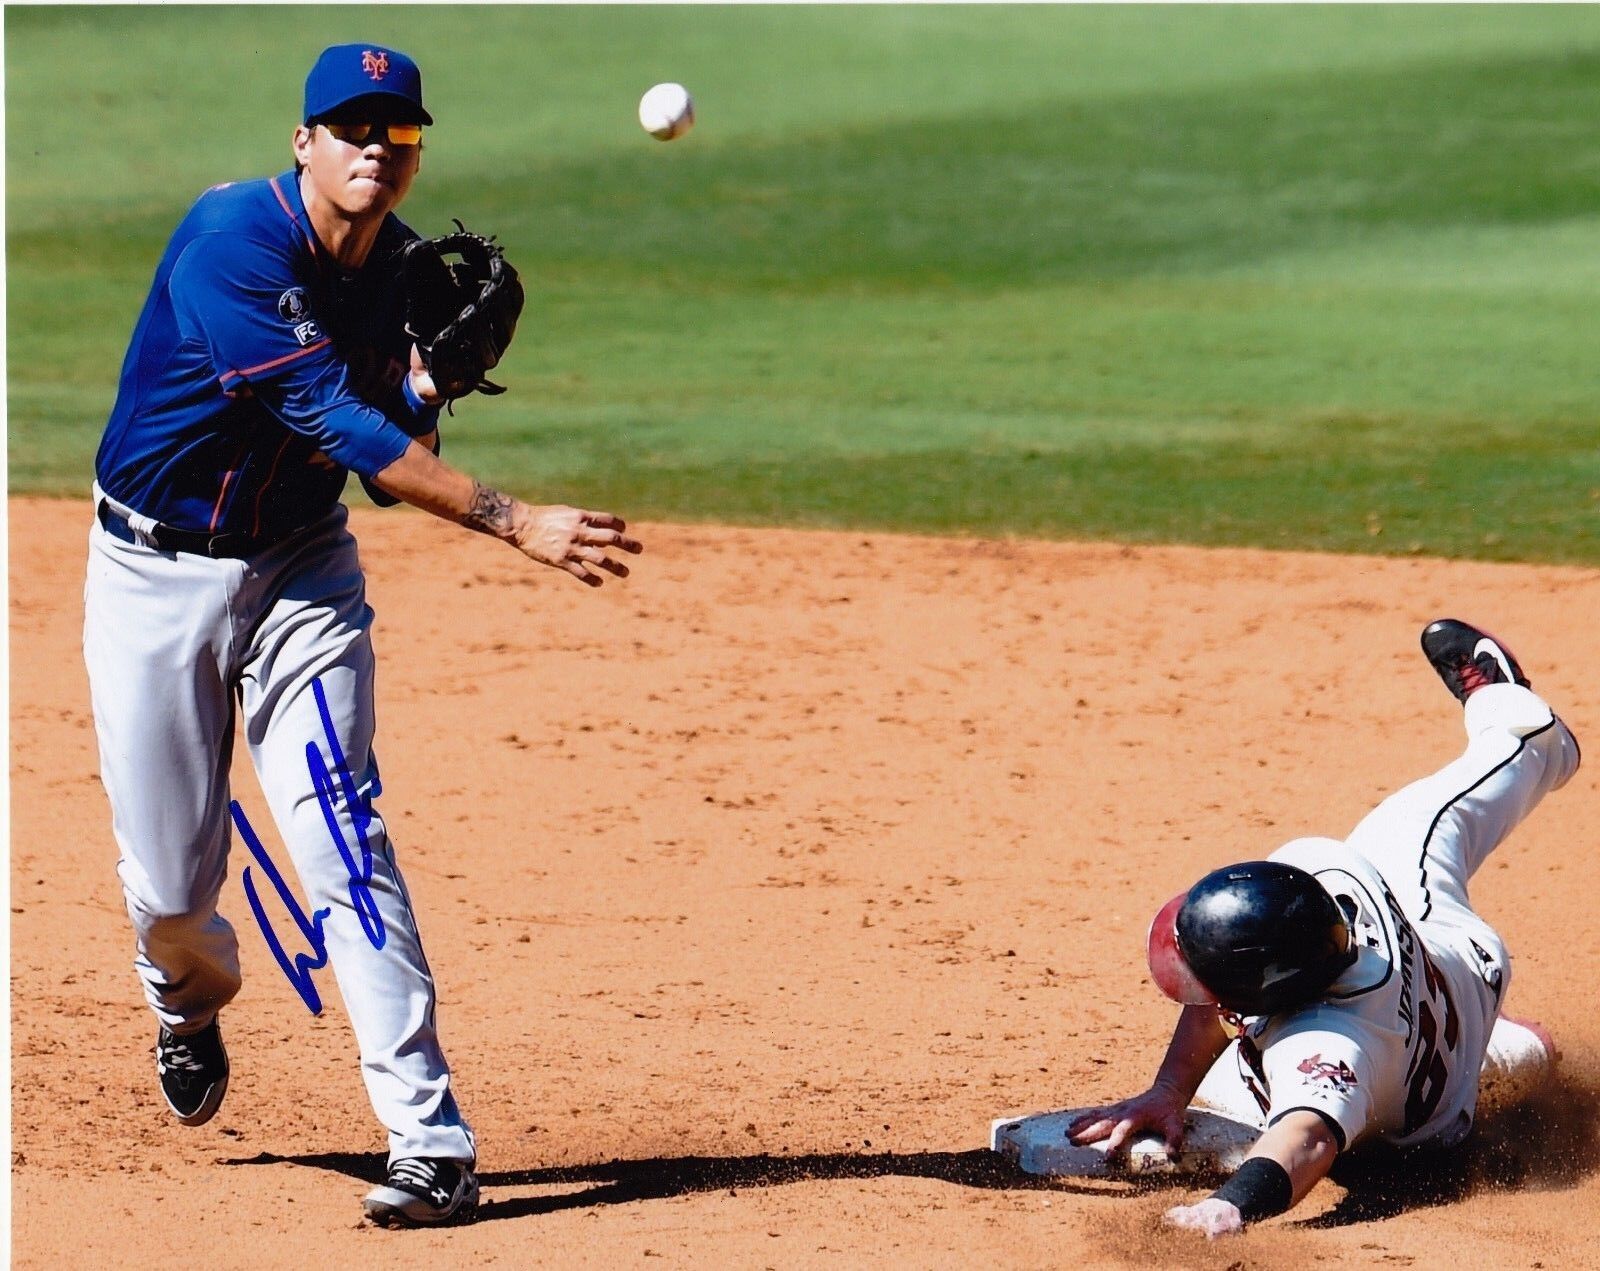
left=209, top=441, right=251, bottom=533
left=251, top=436, right=295, bottom=537
left=269, top=175, right=319, bottom=257
left=218, top=338, right=332, bottom=384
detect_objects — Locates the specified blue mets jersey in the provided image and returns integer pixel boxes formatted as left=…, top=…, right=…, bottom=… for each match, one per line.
left=95, top=169, right=439, bottom=540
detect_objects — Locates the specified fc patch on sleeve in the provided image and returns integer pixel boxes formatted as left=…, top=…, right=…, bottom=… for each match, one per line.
left=277, top=288, right=323, bottom=346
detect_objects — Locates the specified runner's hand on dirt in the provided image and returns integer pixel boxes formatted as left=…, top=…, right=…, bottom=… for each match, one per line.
left=512, top=503, right=643, bottom=586
left=1164, top=1197, right=1244, bottom=1239
left=1065, top=1084, right=1187, bottom=1153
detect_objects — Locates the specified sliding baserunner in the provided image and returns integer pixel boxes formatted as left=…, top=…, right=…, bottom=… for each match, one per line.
left=1068, top=619, right=1577, bottom=1236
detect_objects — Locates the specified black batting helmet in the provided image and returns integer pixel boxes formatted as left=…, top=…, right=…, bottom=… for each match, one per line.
left=1146, top=860, right=1356, bottom=1016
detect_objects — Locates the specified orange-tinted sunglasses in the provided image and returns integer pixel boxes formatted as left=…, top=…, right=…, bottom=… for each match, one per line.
left=321, top=121, right=424, bottom=147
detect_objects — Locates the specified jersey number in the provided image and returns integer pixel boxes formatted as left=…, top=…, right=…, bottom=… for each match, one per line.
left=1403, top=952, right=1460, bottom=1134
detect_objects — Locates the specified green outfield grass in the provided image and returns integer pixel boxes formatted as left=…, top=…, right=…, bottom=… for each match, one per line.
left=10, top=5, right=1600, bottom=561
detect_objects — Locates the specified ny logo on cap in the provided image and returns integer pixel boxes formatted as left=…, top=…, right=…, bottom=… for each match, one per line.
left=361, top=49, right=390, bottom=81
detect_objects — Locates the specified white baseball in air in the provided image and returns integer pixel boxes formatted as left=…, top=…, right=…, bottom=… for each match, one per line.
left=639, top=82, right=695, bottom=141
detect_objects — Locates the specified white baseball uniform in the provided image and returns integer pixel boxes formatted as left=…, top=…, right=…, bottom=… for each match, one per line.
left=1194, top=682, right=1578, bottom=1152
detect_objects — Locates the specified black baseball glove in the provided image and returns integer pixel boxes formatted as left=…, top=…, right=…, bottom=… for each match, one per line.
left=402, top=220, right=525, bottom=401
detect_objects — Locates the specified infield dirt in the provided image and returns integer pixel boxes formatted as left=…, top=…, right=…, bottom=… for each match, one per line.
left=12, top=496, right=1600, bottom=1268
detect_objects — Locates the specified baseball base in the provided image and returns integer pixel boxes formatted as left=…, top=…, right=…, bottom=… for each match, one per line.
left=990, top=1105, right=1260, bottom=1178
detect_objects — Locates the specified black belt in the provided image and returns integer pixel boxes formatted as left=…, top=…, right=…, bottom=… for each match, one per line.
left=97, top=500, right=273, bottom=559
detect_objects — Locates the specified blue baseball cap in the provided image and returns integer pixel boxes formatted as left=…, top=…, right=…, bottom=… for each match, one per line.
left=304, top=44, right=433, bottom=126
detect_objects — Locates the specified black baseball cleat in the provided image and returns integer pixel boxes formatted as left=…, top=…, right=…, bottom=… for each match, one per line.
left=363, top=1158, right=480, bottom=1227
left=155, top=1017, right=229, bottom=1126
left=1421, top=619, right=1530, bottom=703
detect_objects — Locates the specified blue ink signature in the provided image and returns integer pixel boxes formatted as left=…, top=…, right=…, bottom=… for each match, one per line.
left=235, top=804, right=331, bottom=1012
left=306, top=677, right=387, bottom=951
left=236, top=676, right=387, bottom=1013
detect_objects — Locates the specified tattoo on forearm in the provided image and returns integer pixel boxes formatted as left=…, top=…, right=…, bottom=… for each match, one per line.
left=462, top=482, right=515, bottom=537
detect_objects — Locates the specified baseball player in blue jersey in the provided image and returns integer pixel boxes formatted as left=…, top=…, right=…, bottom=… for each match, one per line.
left=84, top=44, right=641, bottom=1226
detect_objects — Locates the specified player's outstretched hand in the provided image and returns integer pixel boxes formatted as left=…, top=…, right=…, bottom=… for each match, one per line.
left=1065, top=1083, right=1188, bottom=1154
left=512, top=503, right=643, bottom=586
left=1163, top=1197, right=1244, bottom=1239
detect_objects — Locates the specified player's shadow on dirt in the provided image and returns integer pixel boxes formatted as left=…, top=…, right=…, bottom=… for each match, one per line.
left=223, top=1144, right=1136, bottom=1223
left=1298, top=1074, right=1600, bottom=1229
left=220, top=1075, right=1600, bottom=1226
